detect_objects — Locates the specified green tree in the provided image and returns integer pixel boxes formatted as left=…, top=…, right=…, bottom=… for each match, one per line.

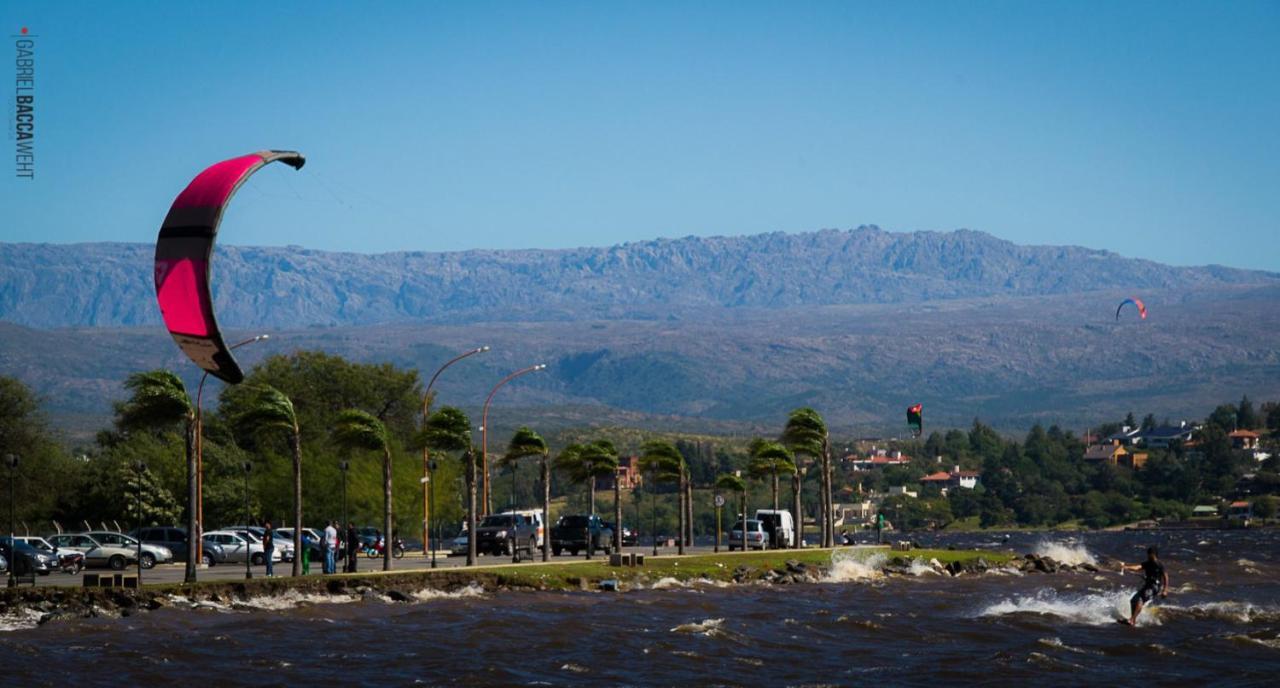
left=233, top=385, right=305, bottom=576
left=782, top=407, right=833, bottom=547
left=555, top=440, right=619, bottom=518
left=504, top=426, right=550, bottom=560
left=419, top=406, right=474, bottom=564
left=0, top=376, right=79, bottom=527
left=1237, top=395, right=1258, bottom=430
left=638, top=439, right=687, bottom=554
left=747, top=439, right=795, bottom=513
left=115, top=370, right=198, bottom=582
left=333, top=409, right=395, bottom=571
left=122, top=461, right=182, bottom=528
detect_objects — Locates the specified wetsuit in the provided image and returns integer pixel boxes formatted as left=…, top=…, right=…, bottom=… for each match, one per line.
left=1131, top=559, right=1165, bottom=605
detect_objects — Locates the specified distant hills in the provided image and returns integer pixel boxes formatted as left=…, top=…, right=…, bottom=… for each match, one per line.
left=1, top=227, right=1277, bottom=441
left=0, top=226, right=1272, bottom=328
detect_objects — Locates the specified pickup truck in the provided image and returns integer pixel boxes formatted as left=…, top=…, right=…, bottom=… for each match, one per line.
left=475, top=513, right=538, bottom=559
left=551, top=514, right=613, bottom=556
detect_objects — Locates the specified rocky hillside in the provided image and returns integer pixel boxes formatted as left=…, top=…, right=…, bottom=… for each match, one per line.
left=0, top=227, right=1273, bottom=328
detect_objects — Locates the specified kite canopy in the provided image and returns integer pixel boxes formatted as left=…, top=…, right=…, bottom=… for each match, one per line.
left=1115, top=297, right=1147, bottom=321
left=153, top=150, right=305, bottom=384
left=907, top=403, right=923, bottom=437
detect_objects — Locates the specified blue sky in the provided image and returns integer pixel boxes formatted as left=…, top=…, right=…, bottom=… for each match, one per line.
left=3, top=1, right=1277, bottom=270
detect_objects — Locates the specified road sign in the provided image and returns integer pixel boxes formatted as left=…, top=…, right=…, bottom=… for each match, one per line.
left=713, top=494, right=725, bottom=508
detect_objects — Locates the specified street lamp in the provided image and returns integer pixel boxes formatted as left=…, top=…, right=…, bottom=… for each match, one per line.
left=650, top=466, right=658, bottom=557
left=427, top=459, right=438, bottom=569
left=242, top=460, right=253, bottom=580
left=6, top=454, right=17, bottom=588
left=509, top=461, right=520, bottom=564
left=479, top=363, right=547, bottom=516
left=422, top=346, right=489, bottom=555
left=194, top=334, right=269, bottom=570
left=339, top=461, right=350, bottom=533
left=134, top=460, right=146, bottom=587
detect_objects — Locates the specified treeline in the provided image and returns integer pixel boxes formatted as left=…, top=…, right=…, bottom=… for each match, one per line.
left=870, top=396, right=1279, bottom=530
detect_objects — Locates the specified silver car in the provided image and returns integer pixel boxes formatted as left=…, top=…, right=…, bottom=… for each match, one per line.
left=46, top=533, right=138, bottom=570
left=83, top=531, right=174, bottom=568
left=203, top=530, right=280, bottom=565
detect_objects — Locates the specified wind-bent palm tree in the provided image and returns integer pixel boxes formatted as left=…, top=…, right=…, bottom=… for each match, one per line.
left=555, top=440, right=619, bottom=517
left=419, top=407, right=473, bottom=564
left=748, top=438, right=796, bottom=515
left=783, top=408, right=833, bottom=547
left=333, top=409, right=395, bottom=571
left=116, top=370, right=198, bottom=582
left=504, top=426, right=550, bottom=561
left=638, top=440, right=687, bottom=555
left=715, top=473, right=748, bottom=551
left=234, top=385, right=305, bottom=577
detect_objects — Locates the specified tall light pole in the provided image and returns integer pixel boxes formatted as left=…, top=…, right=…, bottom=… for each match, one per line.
left=650, top=467, right=658, bottom=557
left=194, top=333, right=269, bottom=567
left=134, top=461, right=146, bottom=587
left=427, top=459, right=438, bottom=569
left=509, top=461, right=520, bottom=564
left=242, top=460, right=253, bottom=580
left=421, top=346, right=489, bottom=555
left=339, top=461, right=349, bottom=533
left=6, top=454, right=17, bottom=588
left=479, top=363, right=547, bottom=516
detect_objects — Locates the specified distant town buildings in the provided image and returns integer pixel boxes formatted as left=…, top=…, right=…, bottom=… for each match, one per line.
left=600, top=456, right=643, bottom=490
left=846, top=448, right=912, bottom=470
left=1082, top=442, right=1149, bottom=469
left=918, top=466, right=980, bottom=495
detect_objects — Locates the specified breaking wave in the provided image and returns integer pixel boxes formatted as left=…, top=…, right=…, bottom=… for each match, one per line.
left=1032, top=540, right=1098, bottom=567
left=670, top=618, right=726, bottom=636
left=978, top=589, right=1150, bottom=627
left=823, top=551, right=887, bottom=582
left=411, top=583, right=487, bottom=601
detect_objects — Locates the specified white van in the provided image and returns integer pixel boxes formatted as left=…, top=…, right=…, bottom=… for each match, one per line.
left=754, top=509, right=795, bottom=548
left=498, top=509, right=546, bottom=548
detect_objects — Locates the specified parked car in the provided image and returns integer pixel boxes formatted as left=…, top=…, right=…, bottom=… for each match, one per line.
left=497, top=509, right=546, bottom=548
left=0, top=551, right=6, bottom=573
left=601, top=522, right=637, bottom=547
left=15, top=536, right=84, bottom=573
left=229, top=529, right=295, bottom=562
left=0, top=537, right=55, bottom=576
left=551, top=514, right=613, bottom=556
left=728, top=519, right=769, bottom=551
left=475, top=513, right=538, bottom=557
left=448, top=534, right=469, bottom=556
left=275, top=527, right=328, bottom=561
left=754, top=509, right=796, bottom=549
left=45, top=533, right=137, bottom=570
left=130, top=526, right=199, bottom=563
left=82, top=531, right=174, bottom=568
left=202, top=530, right=279, bottom=565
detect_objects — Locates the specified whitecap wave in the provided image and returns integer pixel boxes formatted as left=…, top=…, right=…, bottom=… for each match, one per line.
left=823, top=551, right=887, bottom=582
left=978, top=589, right=1152, bottom=627
left=1161, top=601, right=1280, bottom=624
left=0, top=608, right=43, bottom=632
left=411, top=583, right=486, bottom=601
left=1032, top=540, right=1098, bottom=567
left=243, top=590, right=360, bottom=610
left=671, top=617, right=726, bottom=635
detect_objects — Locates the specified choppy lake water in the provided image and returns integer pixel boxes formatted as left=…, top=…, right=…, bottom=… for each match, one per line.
left=3, top=529, right=1277, bottom=686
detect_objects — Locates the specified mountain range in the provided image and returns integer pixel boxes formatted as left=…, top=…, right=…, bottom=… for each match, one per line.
left=1, top=226, right=1277, bottom=442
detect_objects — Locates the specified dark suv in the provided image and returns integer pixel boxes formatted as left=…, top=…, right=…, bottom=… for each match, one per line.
left=131, top=526, right=193, bottom=562
left=475, top=514, right=538, bottom=558
left=551, top=514, right=613, bottom=556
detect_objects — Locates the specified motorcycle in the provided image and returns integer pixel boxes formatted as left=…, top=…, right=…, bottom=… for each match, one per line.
left=58, top=551, right=84, bottom=575
left=364, top=536, right=406, bottom=559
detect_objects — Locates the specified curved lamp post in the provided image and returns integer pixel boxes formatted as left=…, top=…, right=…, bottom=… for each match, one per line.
left=421, top=346, right=489, bottom=555
left=134, top=460, right=146, bottom=587
left=6, top=454, right=17, bottom=588
left=242, top=460, right=253, bottom=580
left=478, top=363, right=547, bottom=516
left=194, top=334, right=269, bottom=567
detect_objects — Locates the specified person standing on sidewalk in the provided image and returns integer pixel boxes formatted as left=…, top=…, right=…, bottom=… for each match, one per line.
left=263, top=521, right=275, bottom=577
left=324, top=521, right=339, bottom=574
left=300, top=529, right=312, bottom=575
left=346, top=522, right=359, bottom=573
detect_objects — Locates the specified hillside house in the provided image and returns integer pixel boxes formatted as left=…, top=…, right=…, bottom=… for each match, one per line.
left=1103, top=426, right=1144, bottom=446
left=919, top=466, right=981, bottom=494
left=1228, top=430, right=1261, bottom=450
left=1135, top=423, right=1197, bottom=448
left=599, top=456, right=643, bottom=490
left=848, top=449, right=912, bottom=470
left=1083, top=442, right=1149, bottom=469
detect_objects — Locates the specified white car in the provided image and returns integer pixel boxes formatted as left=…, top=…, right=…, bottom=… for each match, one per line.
left=46, top=533, right=139, bottom=570
left=728, top=519, right=770, bottom=551
left=203, top=530, right=281, bottom=565
left=83, top=531, right=174, bottom=568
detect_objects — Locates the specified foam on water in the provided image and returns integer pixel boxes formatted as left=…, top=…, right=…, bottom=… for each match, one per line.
left=906, top=557, right=939, bottom=576
left=670, top=618, right=725, bottom=636
left=0, top=609, right=42, bottom=632
left=411, top=583, right=486, bottom=601
left=243, top=590, right=360, bottom=610
left=823, top=551, right=887, bottom=582
left=978, top=588, right=1153, bottom=627
left=1032, top=540, right=1098, bottom=567
left=1161, top=601, right=1280, bottom=624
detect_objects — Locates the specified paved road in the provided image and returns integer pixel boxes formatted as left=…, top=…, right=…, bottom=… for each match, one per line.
left=20, top=545, right=747, bottom=587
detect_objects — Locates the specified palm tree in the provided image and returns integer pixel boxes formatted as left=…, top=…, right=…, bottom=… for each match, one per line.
left=555, top=440, right=619, bottom=517
left=419, top=407, right=473, bottom=564
left=116, top=370, right=197, bottom=582
left=234, top=385, right=304, bottom=577
left=748, top=438, right=796, bottom=514
left=715, top=473, right=748, bottom=551
left=504, top=426, right=549, bottom=561
left=638, top=440, right=687, bottom=555
left=783, top=408, right=833, bottom=547
left=333, top=409, right=395, bottom=571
